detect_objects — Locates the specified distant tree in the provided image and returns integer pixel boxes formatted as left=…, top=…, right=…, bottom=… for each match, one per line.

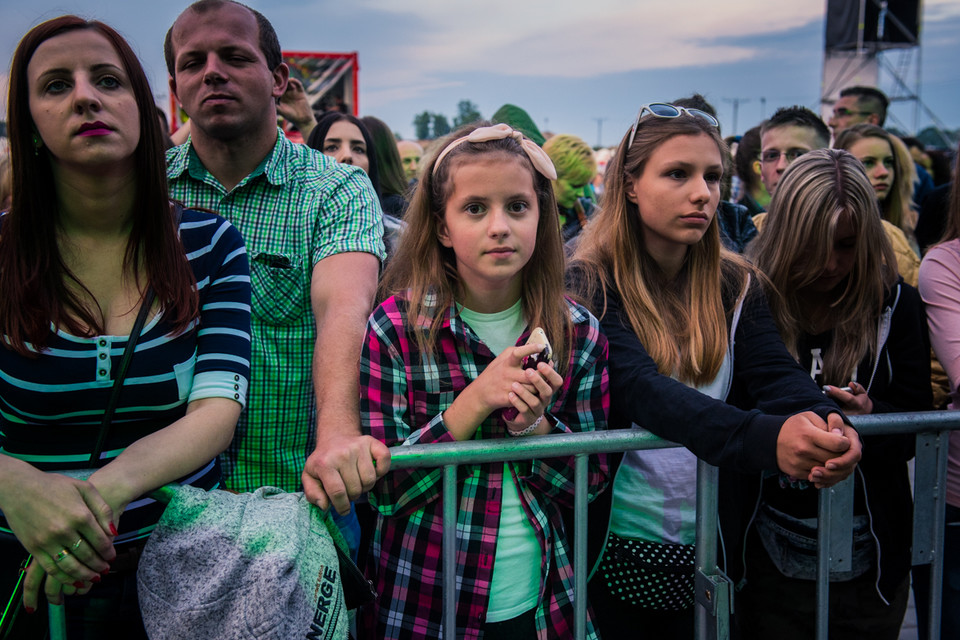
left=454, top=100, right=482, bottom=128
left=886, top=126, right=908, bottom=140
left=916, top=126, right=958, bottom=150
left=433, top=113, right=451, bottom=138
left=413, top=111, right=432, bottom=140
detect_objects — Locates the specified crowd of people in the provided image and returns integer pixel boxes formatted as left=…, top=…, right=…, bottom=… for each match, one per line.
left=0, top=1, right=957, bottom=639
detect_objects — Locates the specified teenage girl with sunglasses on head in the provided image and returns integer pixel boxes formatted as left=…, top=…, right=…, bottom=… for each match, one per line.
left=358, top=122, right=609, bottom=640
left=569, top=103, right=862, bottom=638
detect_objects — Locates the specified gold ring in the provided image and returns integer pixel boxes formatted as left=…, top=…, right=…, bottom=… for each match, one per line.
left=72, top=537, right=83, bottom=550
left=54, top=548, right=70, bottom=562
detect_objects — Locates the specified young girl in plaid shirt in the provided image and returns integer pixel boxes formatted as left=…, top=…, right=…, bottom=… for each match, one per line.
left=358, top=122, right=610, bottom=640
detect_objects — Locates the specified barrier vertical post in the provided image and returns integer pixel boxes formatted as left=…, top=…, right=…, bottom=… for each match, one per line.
left=694, top=459, right=729, bottom=640
left=574, top=454, right=589, bottom=640
left=913, top=432, right=941, bottom=566
left=928, top=431, right=950, bottom=640
left=48, top=602, right=66, bottom=640
left=816, top=483, right=832, bottom=640
left=443, top=464, right=458, bottom=639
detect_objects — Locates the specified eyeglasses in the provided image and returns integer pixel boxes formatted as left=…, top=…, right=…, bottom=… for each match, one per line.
left=627, top=103, right=720, bottom=148
left=832, top=108, right=872, bottom=118
left=760, top=148, right=808, bottom=165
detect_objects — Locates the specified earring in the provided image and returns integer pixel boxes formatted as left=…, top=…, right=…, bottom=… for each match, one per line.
left=32, top=133, right=43, bottom=156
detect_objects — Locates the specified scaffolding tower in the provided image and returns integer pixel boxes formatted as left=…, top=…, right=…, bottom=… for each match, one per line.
left=821, top=0, right=951, bottom=146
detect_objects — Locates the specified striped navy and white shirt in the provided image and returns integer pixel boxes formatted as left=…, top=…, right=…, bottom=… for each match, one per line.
left=0, top=208, right=251, bottom=543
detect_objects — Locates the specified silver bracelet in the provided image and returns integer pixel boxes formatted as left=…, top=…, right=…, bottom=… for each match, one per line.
left=507, top=414, right=544, bottom=437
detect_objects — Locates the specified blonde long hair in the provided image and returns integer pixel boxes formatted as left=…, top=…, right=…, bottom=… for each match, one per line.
left=750, top=149, right=897, bottom=384
left=379, top=122, right=572, bottom=373
left=571, top=113, right=749, bottom=385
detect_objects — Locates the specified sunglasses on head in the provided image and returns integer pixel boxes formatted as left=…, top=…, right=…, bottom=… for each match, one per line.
left=627, top=103, right=720, bottom=148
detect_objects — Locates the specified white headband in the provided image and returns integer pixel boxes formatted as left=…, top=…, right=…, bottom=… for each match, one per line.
left=432, top=123, right=557, bottom=180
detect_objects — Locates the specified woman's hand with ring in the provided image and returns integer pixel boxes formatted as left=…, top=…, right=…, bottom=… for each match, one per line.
left=22, top=558, right=98, bottom=610
left=0, top=461, right=116, bottom=607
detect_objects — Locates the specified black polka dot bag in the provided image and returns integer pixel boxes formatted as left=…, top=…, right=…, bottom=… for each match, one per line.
left=596, top=533, right=696, bottom=611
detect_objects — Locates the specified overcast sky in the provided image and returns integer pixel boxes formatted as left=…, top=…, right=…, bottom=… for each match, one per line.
left=2, top=0, right=959, bottom=147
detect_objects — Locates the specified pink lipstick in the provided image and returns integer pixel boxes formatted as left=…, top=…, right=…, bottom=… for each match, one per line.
left=77, top=121, right=111, bottom=136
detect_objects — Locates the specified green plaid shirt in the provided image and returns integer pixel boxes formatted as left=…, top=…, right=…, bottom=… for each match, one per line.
left=168, top=130, right=385, bottom=492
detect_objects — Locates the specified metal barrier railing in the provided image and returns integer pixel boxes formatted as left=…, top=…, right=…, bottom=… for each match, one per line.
left=815, top=411, right=960, bottom=640
left=386, top=410, right=960, bottom=640
left=39, top=411, right=959, bottom=638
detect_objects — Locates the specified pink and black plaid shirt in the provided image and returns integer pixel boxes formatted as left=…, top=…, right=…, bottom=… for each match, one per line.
left=359, top=293, right=609, bottom=640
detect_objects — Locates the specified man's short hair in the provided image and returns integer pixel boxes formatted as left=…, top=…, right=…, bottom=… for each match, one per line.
left=838, top=86, right=889, bottom=126
left=900, top=136, right=922, bottom=149
left=735, top=124, right=763, bottom=192
left=164, top=0, right=282, bottom=76
left=672, top=94, right=720, bottom=133
left=672, top=94, right=717, bottom=117
left=761, top=106, right=830, bottom=149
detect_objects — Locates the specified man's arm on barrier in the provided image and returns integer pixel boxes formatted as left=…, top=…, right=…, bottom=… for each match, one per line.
left=302, top=251, right=390, bottom=515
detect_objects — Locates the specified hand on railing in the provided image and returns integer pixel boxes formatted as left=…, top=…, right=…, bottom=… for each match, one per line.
left=776, top=411, right=861, bottom=488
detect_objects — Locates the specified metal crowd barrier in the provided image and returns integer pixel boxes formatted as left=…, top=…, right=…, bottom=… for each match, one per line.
left=386, top=410, right=960, bottom=640
left=816, top=411, right=960, bottom=640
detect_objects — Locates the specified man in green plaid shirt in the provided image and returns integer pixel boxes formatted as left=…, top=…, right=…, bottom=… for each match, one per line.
left=164, top=0, right=390, bottom=515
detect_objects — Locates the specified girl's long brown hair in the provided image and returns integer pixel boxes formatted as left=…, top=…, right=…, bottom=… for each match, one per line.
left=0, top=16, right=198, bottom=355
left=379, top=122, right=572, bottom=374
left=571, top=113, right=750, bottom=385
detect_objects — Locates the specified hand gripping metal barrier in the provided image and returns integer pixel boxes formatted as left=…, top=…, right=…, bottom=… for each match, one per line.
left=385, top=410, right=960, bottom=640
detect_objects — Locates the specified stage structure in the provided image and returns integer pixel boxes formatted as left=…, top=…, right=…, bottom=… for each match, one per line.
left=821, top=0, right=949, bottom=143
left=282, top=51, right=359, bottom=118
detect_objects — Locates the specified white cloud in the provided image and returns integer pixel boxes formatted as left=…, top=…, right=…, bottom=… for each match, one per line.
left=355, top=0, right=823, bottom=79
left=926, top=0, right=960, bottom=19
left=363, top=79, right=466, bottom=109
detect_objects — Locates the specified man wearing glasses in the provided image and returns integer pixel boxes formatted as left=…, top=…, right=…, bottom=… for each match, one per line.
left=828, top=86, right=888, bottom=137
left=758, top=106, right=831, bottom=196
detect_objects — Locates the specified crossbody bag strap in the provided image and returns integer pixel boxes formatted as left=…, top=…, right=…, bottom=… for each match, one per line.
left=88, top=287, right=157, bottom=467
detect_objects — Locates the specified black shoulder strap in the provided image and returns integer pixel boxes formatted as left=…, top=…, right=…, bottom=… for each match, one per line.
left=88, top=205, right=181, bottom=466
left=88, top=287, right=156, bottom=467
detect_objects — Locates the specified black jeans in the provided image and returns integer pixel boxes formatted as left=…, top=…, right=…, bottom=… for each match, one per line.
left=588, top=573, right=694, bottom=639
left=737, top=527, right=909, bottom=640
left=482, top=606, right=537, bottom=640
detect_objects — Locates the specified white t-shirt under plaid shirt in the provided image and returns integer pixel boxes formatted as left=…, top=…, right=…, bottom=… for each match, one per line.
left=167, top=130, right=385, bottom=492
